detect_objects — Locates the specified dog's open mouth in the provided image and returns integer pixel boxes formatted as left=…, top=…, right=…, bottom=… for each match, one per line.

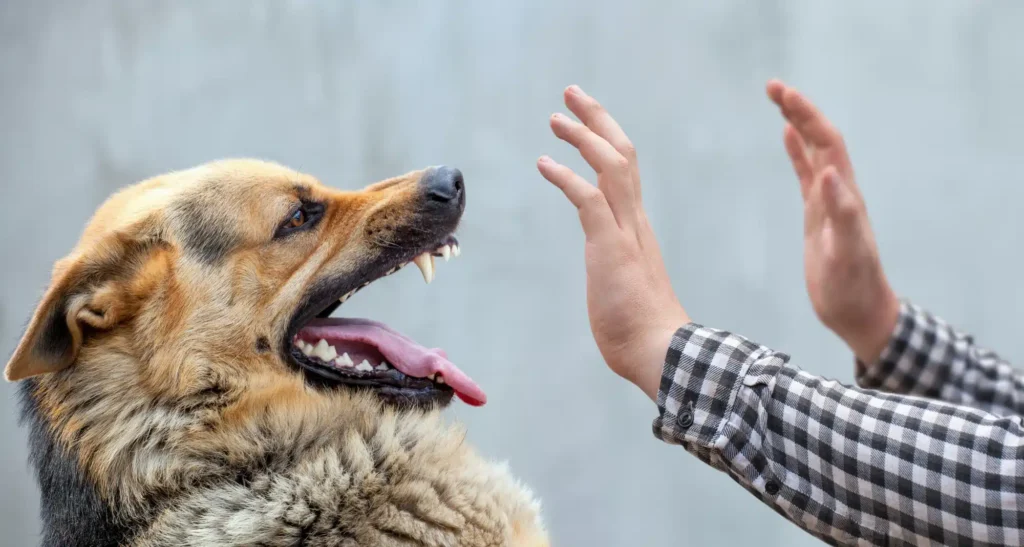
left=285, top=236, right=486, bottom=408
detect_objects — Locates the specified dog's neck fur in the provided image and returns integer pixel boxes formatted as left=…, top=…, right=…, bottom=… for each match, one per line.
left=21, top=347, right=547, bottom=547
left=19, top=378, right=130, bottom=547
left=20, top=343, right=240, bottom=546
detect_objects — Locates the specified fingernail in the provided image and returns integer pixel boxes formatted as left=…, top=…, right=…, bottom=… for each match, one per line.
left=567, top=84, right=584, bottom=96
left=551, top=113, right=565, bottom=122
left=538, top=155, right=553, bottom=164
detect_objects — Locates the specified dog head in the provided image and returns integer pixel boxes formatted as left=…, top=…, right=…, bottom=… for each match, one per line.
left=5, top=159, right=486, bottom=409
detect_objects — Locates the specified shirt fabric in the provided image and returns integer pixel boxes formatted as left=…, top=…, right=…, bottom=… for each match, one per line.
left=653, top=300, right=1024, bottom=546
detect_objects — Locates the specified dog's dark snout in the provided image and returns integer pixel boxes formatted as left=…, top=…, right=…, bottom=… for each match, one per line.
left=422, top=166, right=464, bottom=204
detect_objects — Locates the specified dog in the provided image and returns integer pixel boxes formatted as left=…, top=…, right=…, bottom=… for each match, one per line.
left=6, top=160, right=549, bottom=546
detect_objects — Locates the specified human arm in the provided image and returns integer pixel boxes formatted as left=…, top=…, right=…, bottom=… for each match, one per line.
left=537, top=84, right=1024, bottom=545
left=655, top=320, right=1024, bottom=546
left=765, top=80, right=1024, bottom=417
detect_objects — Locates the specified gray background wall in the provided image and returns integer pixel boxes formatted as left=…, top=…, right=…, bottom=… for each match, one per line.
left=2, top=1, right=1022, bottom=545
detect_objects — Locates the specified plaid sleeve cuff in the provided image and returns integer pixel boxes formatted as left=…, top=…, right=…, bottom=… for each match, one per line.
left=652, top=323, right=769, bottom=449
left=855, top=299, right=957, bottom=397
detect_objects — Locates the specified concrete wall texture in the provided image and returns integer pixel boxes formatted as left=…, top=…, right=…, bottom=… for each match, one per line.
left=2, top=2, right=1023, bottom=545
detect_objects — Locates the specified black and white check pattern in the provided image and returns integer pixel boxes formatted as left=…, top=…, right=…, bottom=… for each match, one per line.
left=857, top=301, right=1024, bottom=418
left=652, top=300, right=1024, bottom=546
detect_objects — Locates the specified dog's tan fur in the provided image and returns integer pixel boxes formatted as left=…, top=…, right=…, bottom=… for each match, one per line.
left=7, top=160, right=549, bottom=546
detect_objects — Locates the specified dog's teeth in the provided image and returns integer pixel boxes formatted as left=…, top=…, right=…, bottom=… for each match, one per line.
left=413, top=252, right=435, bottom=284
left=339, top=291, right=352, bottom=304
left=451, top=244, right=461, bottom=257
left=356, top=360, right=373, bottom=372
left=440, top=245, right=451, bottom=261
left=375, top=362, right=389, bottom=371
left=312, top=339, right=335, bottom=361
left=312, top=338, right=327, bottom=352
left=436, top=375, right=445, bottom=384
left=300, top=341, right=315, bottom=356
left=337, top=353, right=354, bottom=367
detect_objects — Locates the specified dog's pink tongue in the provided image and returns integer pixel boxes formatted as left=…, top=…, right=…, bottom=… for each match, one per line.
left=300, top=318, right=486, bottom=406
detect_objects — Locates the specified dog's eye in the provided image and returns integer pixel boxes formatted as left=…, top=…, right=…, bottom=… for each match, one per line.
left=288, top=209, right=306, bottom=228
left=274, top=202, right=323, bottom=239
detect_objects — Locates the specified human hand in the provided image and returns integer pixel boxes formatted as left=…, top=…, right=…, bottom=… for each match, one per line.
left=766, top=80, right=900, bottom=365
left=537, top=85, right=689, bottom=401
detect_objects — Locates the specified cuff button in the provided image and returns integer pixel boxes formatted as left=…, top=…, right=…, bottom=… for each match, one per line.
left=676, top=402, right=695, bottom=429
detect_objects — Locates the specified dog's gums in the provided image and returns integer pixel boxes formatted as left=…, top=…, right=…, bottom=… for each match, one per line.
left=286, top=236, right=487, bottom=407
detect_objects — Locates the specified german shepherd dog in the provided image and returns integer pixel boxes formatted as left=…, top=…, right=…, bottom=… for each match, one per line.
left=6, top=160, right=549, bottom=546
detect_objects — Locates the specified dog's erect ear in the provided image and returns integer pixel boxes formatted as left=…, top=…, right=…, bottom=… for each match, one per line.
left=5, top=225, right=165, bottom=382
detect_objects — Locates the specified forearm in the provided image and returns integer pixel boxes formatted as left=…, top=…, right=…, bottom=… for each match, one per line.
left=857, top=300, right=1024, bottom=416
left=654, top=322, right=1024, bottom=546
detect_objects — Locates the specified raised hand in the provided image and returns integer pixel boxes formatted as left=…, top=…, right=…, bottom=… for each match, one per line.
left=537, top=85, right=689, bottom=401
left=766, top=80, right=900, bottom=365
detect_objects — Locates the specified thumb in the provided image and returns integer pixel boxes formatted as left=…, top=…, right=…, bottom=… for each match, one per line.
left=821, top=166, right=861, bottom=229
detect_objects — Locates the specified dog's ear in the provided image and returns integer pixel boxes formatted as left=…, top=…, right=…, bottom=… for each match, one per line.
left=5, top=222, right=165, bottom=382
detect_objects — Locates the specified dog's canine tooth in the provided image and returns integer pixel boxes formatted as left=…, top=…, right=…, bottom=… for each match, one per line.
left=356, top=360, right=373, bottom=372
left=413, top=252, right=434, bottom=284
left=451, top=244, right=461, bottom=257
left=440, top=245, right=451, bottom=261
left=337, top=353, right=354, bottom=367
left=436, top=375, right=445, bottom=385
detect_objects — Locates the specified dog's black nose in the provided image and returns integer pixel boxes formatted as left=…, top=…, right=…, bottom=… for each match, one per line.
left=422, top=166, right=464, bottom=204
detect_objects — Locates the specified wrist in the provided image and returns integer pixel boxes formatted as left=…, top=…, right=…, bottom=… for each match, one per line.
left=628, top=322, right=687, bottom=402
left=843, top=289, right=900, bottom=364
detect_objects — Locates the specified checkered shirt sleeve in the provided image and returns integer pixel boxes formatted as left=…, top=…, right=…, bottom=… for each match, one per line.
left=653, top=319, right=1024, bottom=546
left=856, top=300, right=1024, bottom=417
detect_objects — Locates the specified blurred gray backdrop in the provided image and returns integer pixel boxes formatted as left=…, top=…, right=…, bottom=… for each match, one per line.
left=2, top=1, right=1023, bottom=545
